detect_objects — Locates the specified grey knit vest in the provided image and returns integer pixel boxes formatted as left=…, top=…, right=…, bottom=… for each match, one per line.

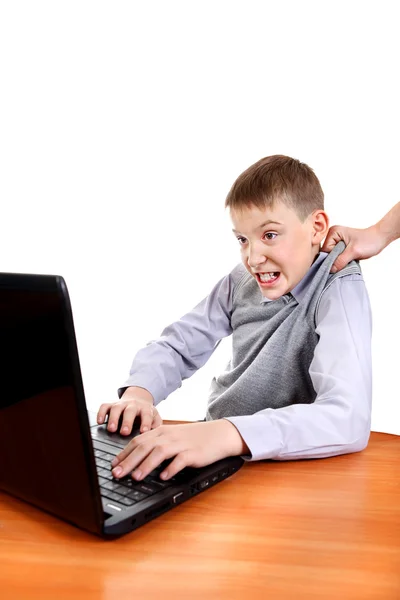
left=206, top=241, right=361, bottom=420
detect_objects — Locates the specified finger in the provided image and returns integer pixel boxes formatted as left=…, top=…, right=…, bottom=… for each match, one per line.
left=97, top=403, right=112, bottom=424
left=111, top=427, right=160, bottom=466
left=331, top=247, right=354, bottom=273
left=107, top=404, right=125, bottom=432
left=113, top=438, right=169, bottom=480
left=321, top=236, right=336, bottom=253
left=321, top=228, right=345, bottom=252
left=139, top=405, right=155, bottom=434
left=129, top=444, right=174, bottom=481
left=119, top=405, right=139, bottom=435
left=111, top=438, right=153, bottom=479
left=159, top=451, right=191, bottom=480
left=151, top=409, right=163, bottom=429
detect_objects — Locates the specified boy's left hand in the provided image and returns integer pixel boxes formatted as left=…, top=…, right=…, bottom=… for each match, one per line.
left=111, top=420, right=249, bottom=481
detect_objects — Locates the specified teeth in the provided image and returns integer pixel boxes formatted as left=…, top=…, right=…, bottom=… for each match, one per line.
left=259, top=272, right=279, bottom=282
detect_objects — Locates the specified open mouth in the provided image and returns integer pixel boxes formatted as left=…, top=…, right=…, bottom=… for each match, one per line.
left=256, top=272, right=280, bottom=286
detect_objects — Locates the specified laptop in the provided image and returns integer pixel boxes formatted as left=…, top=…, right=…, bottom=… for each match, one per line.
left=0, top=272, right=243, bottom=536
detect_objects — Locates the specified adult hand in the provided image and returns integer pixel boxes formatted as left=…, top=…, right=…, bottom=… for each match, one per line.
left=321, top=224, right=384, bottom=272
left=110, top=420, right=248, bottom=481
left=97, top=386, right=162, bottom=435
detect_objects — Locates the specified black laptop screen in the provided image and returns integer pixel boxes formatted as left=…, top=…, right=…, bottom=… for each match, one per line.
left=0, top=273, right=103, bottom=534
left=0, top=286, right=71, bottom=407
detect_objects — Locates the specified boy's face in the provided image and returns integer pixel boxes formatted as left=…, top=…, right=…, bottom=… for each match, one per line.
left=230, top=201, right=328, bottom=300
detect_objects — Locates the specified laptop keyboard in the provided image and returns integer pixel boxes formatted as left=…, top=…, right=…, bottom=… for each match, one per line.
left=93, top=444, right=179, bottom=508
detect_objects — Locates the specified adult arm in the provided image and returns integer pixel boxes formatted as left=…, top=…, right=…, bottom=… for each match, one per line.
left=225, top=274, right=372, bottom=461
left=322, top=202, right=400, bottom=272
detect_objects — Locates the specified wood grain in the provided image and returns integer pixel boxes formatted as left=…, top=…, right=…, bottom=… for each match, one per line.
left=0, top=431, right=399, bottom=600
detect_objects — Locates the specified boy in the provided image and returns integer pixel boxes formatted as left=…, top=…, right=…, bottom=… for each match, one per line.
left=97, top=155, right=372, bottom=483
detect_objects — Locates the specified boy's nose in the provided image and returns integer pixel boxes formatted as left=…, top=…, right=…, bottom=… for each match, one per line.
left=247, top=247, right=267, bottom=269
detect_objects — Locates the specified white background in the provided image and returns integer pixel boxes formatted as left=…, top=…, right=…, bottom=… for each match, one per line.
left=0, top=1, right=399, bottom=434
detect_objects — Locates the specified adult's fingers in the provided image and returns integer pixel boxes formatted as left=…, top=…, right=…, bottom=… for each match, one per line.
left=321, top=225, right=354, bottom=272
left=330, top=245, right=355, bottom=273
left=321, top=226, right=347, bottom=253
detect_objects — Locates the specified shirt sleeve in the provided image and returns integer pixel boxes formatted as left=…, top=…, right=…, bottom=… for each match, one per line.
left=225, top=274, right=373, bottom=461
left=118, top=273, right=234, bottom=404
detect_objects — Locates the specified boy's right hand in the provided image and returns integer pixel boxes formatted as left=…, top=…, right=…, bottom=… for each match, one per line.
left=97, top=387, right=162, bottom=435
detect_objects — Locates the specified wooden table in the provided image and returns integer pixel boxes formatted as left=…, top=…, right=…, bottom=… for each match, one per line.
left=0, top=431, right=399, bottom=599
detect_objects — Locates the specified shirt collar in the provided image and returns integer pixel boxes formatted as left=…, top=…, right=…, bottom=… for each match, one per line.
left=260, top=251, right=328, bottom=304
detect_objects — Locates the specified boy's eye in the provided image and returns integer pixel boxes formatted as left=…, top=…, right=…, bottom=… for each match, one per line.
left=237, top=236, right=247, bottom=245
left=263, top=232, right=277, bottom=241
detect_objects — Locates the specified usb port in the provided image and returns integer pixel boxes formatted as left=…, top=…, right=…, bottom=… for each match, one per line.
left=198, top=479, right=210, bottom=490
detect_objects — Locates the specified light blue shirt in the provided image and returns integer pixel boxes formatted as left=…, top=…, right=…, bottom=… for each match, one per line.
left=120, top=252, right=372, bottom=461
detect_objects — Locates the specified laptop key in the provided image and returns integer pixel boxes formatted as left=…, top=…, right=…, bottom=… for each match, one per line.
left=102, top=453, right=116, bottom=461
left=108, top=481, right=123, bottom=491
left=149, top=460, right=170, bottom=476
left=145, top=476, right=169, bottom=489
left=105, top=491, right=123, bottom=503
left=134, top=482, right=160, bottom=495
left=119, top=496, right=136, bottom=507
left=99, top=487, right=115, bottom=499
left=100, top=489, right=127, bottom=505
left=118, top=477, right=134, bottom=488
left=127, top=490, right=147, bottom=502
left=113, top=483, right=132, bottom=495
left=102, top=481, right=115, bottom=491
left=97, top=468, right=111, bottom=478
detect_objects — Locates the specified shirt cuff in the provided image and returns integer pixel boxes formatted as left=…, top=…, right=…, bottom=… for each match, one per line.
left=117, top=373, right=166, bottom=406
left=224, top=413, right=283, bottom=461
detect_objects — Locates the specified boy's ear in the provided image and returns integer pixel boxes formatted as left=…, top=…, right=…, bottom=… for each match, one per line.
left=311, top=210, right=329, bottom=244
